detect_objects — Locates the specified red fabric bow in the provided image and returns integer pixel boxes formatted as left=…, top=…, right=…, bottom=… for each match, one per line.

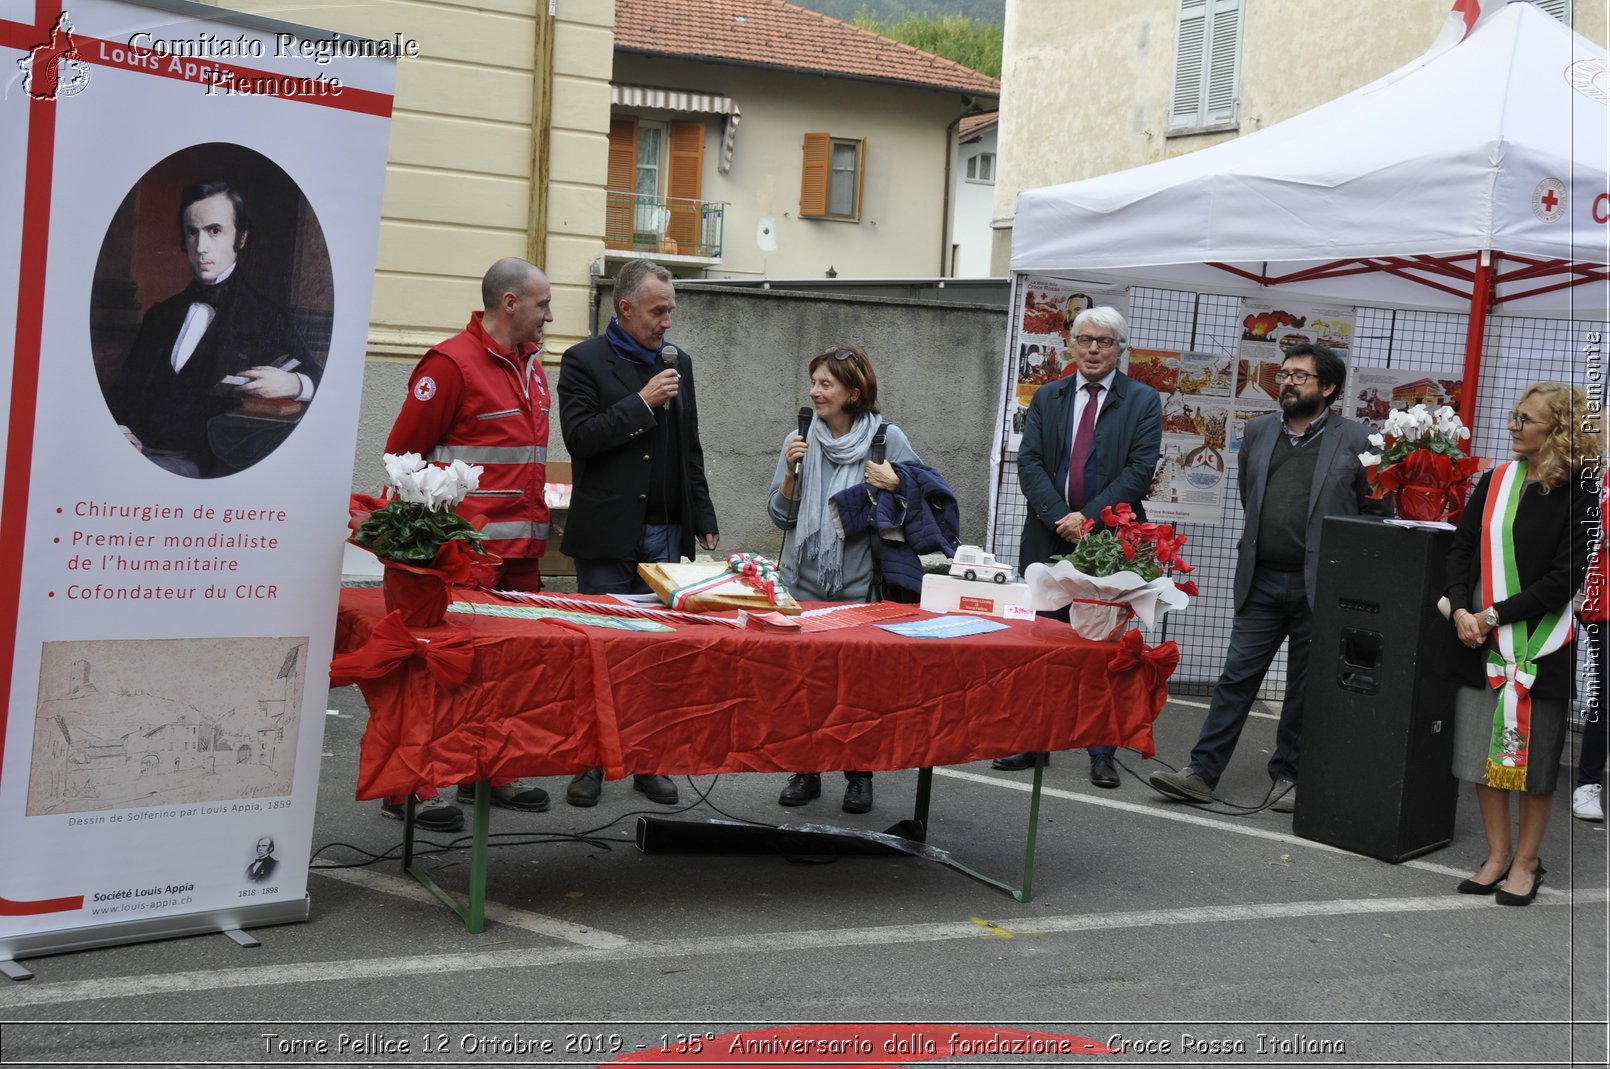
left=1107, top=629, right=1180, bottom=689
left=329, top=610, right=476, bottom=687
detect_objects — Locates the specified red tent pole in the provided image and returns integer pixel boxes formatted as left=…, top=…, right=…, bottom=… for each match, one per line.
left=1459, top=249, right=1496, bottom=428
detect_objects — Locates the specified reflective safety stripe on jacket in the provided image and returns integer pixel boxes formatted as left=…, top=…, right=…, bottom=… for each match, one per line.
left=426, top=331, right=551, bottom=560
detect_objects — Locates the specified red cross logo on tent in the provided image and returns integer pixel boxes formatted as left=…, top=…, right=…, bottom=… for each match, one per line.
left=1532, top=178, right=1567, bottom=223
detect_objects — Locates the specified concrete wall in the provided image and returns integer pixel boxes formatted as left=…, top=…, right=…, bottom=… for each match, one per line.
left=351, top=285, right=1010, bottom=566
left=613, top=56, right=978, bottom=281
left=991, top=0, right=1609, bottom=271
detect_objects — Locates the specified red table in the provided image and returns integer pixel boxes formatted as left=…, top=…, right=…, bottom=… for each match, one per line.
left=333, top=588, right=1171, bottom=924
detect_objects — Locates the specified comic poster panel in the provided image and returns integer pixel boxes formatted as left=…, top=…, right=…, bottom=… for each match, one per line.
left=1349, top=367, right=1464, bottom=431
left=1147, top=400, right=1231, bottom=524
left=1007, top=277, right=1126, bottom=449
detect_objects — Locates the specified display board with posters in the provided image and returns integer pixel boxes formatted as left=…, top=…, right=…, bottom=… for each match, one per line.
left=0, top=0, right=395, bottom=963
left=1135, top=349, right=1234, bottom=524
left=1229, top=300, right=1357, bottom=451
left=1005, top=275, right=1127, bottom=450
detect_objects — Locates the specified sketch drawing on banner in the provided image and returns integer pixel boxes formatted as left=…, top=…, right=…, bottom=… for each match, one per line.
left=26, top=637, right=308, bottom=816
left=18, top=13, right=91, bottom=101
left=91, top=143, right=333, bottom=479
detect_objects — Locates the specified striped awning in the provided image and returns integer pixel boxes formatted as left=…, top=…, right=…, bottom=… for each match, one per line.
left=610, top=84, right=741, bottom=174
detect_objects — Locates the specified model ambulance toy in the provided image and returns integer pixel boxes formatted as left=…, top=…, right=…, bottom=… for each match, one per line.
left=948, top=545, right=1014, bottom=584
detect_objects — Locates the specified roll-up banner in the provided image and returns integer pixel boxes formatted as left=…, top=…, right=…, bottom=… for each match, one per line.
left=0, top=0, right=395, bottom=962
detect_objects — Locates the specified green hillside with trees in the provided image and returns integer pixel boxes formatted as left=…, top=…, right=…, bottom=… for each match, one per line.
left=795, top=1, right=1005, bottom=79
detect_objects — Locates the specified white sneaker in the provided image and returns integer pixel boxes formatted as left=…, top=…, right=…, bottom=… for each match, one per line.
left=1572, top=783, right=1604, bottom=822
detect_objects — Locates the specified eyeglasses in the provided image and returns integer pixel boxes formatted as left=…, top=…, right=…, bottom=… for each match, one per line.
left=830, top=348, right=856, bottom=362
left=1508, top=411, right=1542, bottom=429
left=1273, top=370, right=1314, bottom=385
left=1074, top=335, right=1119, bottom=351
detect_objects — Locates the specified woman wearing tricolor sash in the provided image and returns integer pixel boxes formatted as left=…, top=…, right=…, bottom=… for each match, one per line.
left=1444, top=382, right=1595, bottom=907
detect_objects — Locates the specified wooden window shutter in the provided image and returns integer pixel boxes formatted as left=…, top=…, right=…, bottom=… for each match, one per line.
left=606, top=118, right=637, bottom=250
left=666, top=120, right=704, bottom=248
left=1168, top=0, right=1208, bottom=132
left=800, top=132, right=830, bottom=217
left=855, top=138, right=867, bottom=221
left=1202, top=0, right=1242, bottom=128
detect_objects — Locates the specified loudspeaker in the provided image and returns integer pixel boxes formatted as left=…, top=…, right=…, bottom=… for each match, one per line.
left=1294, top=517, right=1462, bottom=861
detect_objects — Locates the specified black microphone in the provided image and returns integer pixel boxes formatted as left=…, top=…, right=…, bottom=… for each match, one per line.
left=794, top=406, right=812, bottom=478
left=659, top=346, right=679, bottom=412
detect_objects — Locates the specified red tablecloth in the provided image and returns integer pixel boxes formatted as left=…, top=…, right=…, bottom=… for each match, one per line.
left=334, top=589, right=1170, bottom=801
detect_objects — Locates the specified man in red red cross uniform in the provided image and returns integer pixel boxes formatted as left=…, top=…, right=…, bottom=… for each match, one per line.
left=378, top=257, right=556, bottom=829
left=387, top=257, right=554, bottom=593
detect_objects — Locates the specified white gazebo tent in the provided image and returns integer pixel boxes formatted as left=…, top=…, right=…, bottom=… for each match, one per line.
left=995, top=1, right=1607, bottom=687
left=1010, top=0, right=1608, bottom=428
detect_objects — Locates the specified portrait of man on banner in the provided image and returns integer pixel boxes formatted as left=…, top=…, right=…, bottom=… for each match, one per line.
left=90, top=142, right=333, bottom=479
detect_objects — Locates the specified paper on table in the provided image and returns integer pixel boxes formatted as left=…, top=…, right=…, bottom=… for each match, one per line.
left=1385, top=517, right=1457, bottom=531
left=877, top=615, right=1010, bottom=639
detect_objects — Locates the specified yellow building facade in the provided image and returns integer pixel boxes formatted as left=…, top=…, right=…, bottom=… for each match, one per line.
left=216, top=0, right=614, bottom=359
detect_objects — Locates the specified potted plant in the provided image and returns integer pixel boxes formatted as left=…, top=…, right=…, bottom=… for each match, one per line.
left=348, top=453, right=497, bottom=626
left=1023, top=503, right=1196, bottom=640
left=1358, top=404, right=1485, bottom=522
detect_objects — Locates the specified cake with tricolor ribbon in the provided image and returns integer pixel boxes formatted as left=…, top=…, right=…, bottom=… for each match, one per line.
left=636, top=554, right=802, bottom=615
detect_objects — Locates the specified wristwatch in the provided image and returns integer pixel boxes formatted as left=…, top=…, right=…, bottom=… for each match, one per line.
left=1483, top=606, right=1500, bottom=628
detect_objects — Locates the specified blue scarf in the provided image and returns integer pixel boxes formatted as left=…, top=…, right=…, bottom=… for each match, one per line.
left=605, top=317, right=662, bottom=365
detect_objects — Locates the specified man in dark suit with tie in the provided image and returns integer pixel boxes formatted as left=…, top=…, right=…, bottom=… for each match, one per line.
left=556, top=258, right=720, bottom=808
left=110, top=180, right=317, bottom=479
left=1149, top=343, right=1389, bottom=813
left=994, top=306, right=1163, bottom=788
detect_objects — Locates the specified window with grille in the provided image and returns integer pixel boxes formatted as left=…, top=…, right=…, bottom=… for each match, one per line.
left=966, top=152, right=996, bottom=183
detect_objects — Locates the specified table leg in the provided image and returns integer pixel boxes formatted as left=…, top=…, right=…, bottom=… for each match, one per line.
left=903, top=756, right=1044, bottom=902
left=913, top=767, right=933, bottom=834
left=401, top=794, right=417, bottom=869
left=401, top=786, right=490, bottom=933
left=466, top=780, right=490, bottom=933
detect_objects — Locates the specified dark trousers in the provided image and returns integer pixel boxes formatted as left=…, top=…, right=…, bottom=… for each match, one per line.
left=1581, top=620, right=1607, bottom=788
left=1189, top=566, right=1311, bottom=786
left=573, top=523, right=681, bottom=595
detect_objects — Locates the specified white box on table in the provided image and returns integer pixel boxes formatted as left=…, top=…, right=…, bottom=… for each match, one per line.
left=919, top=573, right=1036, bottom=620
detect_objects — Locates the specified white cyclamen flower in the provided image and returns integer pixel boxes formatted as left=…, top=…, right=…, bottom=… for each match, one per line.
left=417, top=465, right=455, bottom=511
left=1368, top=432, right=1386, bottom=448
left=1358, top=451, right=1383, bottom=467
left=446, top=460, right=482, bottom=503
left=384, top=452, right=425, bottom=489
left=392, top=465, right=429, bottom=505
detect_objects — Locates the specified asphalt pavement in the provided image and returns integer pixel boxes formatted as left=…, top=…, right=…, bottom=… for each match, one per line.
left=0, top=685, right=1605, bottom=1068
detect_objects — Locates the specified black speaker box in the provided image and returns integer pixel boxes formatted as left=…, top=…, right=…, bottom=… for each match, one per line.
left=1294, top=517, right=1462, bottom=861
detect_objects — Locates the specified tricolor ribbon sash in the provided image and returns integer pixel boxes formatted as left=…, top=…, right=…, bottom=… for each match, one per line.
left=1478, top=461, right=1573, bottom=790
left=667, top=554, right=791, bottom=609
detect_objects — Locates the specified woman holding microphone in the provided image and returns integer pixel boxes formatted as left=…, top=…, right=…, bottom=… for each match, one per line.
left=766, top=345, right=920, bottom=814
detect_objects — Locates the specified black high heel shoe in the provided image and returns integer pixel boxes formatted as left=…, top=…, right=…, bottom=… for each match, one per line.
left=1456, top=872, right=1504, bottom=895
left=1495, top=859, right=1545, bottom=906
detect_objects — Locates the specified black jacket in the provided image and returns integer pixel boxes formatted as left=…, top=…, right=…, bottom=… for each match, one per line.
left=1443, top=467, right=1594, bottom=698
left=556, top=334, right=717, bottom=561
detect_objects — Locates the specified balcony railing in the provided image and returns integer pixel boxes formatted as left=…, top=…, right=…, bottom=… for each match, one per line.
left=605, top=191, right=724, bottom=260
